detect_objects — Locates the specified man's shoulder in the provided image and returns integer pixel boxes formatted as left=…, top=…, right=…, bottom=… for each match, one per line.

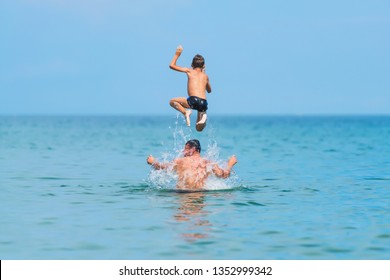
left=174, top=157, right=183, bottom=163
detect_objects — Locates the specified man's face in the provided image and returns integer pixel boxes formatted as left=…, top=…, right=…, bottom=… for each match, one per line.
left=183, top=144, right=195, bottom=157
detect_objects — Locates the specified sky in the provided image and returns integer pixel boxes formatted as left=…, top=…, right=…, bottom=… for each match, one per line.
left=1, top=0, right=389, bottom=115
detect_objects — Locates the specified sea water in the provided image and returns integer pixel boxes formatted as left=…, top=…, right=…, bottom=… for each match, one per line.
left=0, top=115, right=389, bottom=259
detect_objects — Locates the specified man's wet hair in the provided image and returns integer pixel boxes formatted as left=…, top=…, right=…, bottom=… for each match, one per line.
left=186, top=139, right=201, bottom=153
left=192, top=54, right=205, bottom=69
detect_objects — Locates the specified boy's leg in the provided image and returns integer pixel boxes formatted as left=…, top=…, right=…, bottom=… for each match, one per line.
left=169, top=97, right=192, bottom=126
left=195, top=111, right=207, bottom=132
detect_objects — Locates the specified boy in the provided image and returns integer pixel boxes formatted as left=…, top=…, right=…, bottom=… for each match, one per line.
left=169, top=45, right=212, bottom=131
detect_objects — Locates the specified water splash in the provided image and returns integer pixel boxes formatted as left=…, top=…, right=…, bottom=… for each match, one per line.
left=147, top=114, right=239, bottom=191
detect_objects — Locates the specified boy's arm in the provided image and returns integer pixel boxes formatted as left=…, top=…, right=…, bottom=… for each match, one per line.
left=212, top=155, right=238, bottom=178
left=169, top=45, right=190, bottom=73
left=206, top=77, right=212, bottom=93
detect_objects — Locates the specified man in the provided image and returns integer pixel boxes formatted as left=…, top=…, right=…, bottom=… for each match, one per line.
left=147, top=139, right=237, bottom=190
left=168, top=45, right=212, bottom=131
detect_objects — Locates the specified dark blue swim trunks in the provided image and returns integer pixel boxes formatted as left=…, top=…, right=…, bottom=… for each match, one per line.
left=187, top=96, right=208, bottom=112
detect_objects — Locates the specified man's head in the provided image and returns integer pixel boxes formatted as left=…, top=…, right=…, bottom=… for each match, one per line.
left=191, top=54, right=205, bottom=69
left=184, top=139, right=201, bottom=156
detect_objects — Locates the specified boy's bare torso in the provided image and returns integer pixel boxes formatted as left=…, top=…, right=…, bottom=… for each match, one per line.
left=186, top=68, right=209, bottom=100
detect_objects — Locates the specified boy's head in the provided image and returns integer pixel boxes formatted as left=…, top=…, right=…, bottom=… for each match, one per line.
left=191, top=54, right=205, bottom=69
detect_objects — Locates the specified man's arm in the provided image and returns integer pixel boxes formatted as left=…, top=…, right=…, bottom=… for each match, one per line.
left=169, top=45, right=190, bottom=73
left=147, top=155, right=170, bottom=170
left=212, top=155, right=238, bottom=179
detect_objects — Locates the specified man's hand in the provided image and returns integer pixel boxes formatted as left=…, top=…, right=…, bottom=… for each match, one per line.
left=228, top=155, right=238, bottom=167
left=147, top=155, right=155, bottom=165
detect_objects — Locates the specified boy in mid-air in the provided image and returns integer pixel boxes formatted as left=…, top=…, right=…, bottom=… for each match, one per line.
left=169, top=45, right=212, bottom=131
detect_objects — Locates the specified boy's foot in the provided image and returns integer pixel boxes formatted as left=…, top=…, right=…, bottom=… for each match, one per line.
left=196, top=112, right=207, bottom=131
left=196, top=112, right=207, bottom=125
left=196, top=122, right=206, bottom=131
left=184, top=110, right=192, bottom=126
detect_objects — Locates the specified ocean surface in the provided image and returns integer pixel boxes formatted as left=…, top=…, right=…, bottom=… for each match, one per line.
left=0, top=115, right=389, bottom=259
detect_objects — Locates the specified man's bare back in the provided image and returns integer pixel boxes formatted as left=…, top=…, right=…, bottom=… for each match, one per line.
left=147, top=139, right=237, bottom=191
left=174, top=155, right=211, bottom=190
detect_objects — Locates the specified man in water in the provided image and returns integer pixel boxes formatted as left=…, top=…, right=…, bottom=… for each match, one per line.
left=147, top=139, right=237, bottom=190
left=169, top=45, right=212, bottom=131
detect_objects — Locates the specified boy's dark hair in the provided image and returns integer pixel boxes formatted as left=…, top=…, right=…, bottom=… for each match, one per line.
left=186, top=139, right=201, bottom=153
left=192, top=54, right=205, bottom=69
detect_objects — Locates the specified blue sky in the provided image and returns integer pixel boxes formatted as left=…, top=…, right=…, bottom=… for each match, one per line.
left=1, top=0, right=389, bottom=115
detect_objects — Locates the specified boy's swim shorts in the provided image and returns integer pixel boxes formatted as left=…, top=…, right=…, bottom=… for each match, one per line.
left=187, top=96, right=208, bottom=112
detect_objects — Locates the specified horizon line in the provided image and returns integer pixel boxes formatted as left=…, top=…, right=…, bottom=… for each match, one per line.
left=1, top=113, right=390, bottom=117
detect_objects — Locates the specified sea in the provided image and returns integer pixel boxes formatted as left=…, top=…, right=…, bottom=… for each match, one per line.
left=0, top=115, right=389, bottom=260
